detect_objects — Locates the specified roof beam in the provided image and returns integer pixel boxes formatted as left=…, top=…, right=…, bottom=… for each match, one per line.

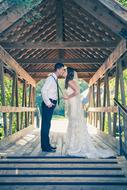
left=27, top=69, right=97, bottom=73
left=0, top=0, right=42, bottom=33
left=73, top=0, right=127, bottom=37
left=1, top=41, right=118, bottom=49
left=89, top=39, right=127, bottom=86
left=0, top=45, right=36, bottom=87
left=18, top=58, right=104, bottom=64
left=33, top=75, right=90, bottom=79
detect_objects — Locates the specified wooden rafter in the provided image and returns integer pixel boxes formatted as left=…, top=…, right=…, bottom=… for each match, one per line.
left=0, top=45, right=36, bottom=87
left=27, top=69, right=97, bottom=73
left=0, top=41, right=118, bottom=49
left=18, top=58, right=105, bottom=64
left=89, top=40, right=127, bottom=86
left=73, top=0, right=127, bottom=36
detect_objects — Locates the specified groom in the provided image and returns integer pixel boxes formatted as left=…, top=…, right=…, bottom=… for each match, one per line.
left=41, top=63, right=65, bottom=152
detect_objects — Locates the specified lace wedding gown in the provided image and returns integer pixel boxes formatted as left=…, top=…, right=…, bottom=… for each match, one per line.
left=64, top=72, right=116, bottom=158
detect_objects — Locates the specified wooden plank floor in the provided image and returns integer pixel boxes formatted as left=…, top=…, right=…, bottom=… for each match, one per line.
left=0, top=119, right=118, bottom=156
left=0, top=119, right=118, bottom=157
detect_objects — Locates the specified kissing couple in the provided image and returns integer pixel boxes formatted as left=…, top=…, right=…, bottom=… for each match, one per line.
left=41, top=63, right=116, bottom=158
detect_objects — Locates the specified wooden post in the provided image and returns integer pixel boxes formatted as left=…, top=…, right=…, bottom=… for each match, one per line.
left=0, top=62, right=7, bottom=137
left=95, top=82, right=98, bottom=128
left=20, top=80, right=25, bottom=129
left=119, top=61, right=127, bottom=148
left=24, top=81, right=28, bottom=128
left=96, top=79, right=101, bottom=128
left=9, top=72, right=16, bottom=135
left=105, top=72, right=112, bottom=135
left=102, top=75, right=106, bottom=131
left=113, top=62, right=119, bottom=137
left=88, top=86, right=92, bottom=124
left=15, top=74, right=20, bottom=131
left=28, top=84, right=32, bottom=125
left=91, top=84, right=95, bottom=126
left=31, top=86, right=35, bottom=126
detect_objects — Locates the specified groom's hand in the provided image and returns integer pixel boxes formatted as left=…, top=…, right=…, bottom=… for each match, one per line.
left=47, top=102, right=55, bottom=108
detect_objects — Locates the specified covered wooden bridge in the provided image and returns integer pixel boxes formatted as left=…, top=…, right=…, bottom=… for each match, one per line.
left=0, top=0, right=127, bottom=189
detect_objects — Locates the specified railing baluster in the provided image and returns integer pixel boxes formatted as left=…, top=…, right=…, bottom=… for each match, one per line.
left=118, top=107, right=122, bottom=155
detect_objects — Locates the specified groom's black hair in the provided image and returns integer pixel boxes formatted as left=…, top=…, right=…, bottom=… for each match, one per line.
left=54, top=63, right=64, bottom=71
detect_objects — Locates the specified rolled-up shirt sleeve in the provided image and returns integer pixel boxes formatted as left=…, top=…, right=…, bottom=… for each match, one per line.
left=41, top=76, right=52, bottom=106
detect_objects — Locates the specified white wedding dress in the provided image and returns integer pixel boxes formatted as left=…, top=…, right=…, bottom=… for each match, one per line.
left=64, top=72, right=116, bottom=158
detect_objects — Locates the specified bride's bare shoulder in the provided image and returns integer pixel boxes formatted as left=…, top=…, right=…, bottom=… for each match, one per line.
left=68, top=80, right=77, bottom=86
left=68, top=80, right=78, bottom=90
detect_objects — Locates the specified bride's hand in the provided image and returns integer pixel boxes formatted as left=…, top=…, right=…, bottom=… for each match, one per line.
left=63, top=95, right=69, bottom=100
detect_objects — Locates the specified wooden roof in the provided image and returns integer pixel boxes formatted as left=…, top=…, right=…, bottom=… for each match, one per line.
left=0, top=0, right=127, bottom=83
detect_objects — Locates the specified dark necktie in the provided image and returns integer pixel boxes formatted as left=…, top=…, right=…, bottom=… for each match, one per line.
left=56, top=79, right=60, bottom=105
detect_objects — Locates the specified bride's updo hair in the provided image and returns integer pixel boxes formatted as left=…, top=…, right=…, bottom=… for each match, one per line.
left=65, top=67, right=75, bottom=89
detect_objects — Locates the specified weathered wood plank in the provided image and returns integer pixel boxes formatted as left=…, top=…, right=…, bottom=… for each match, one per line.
left=31, top=87, right=35, bottom=125
left=89, top=40, right=127, bottom=86
left=1, top=41, right=118, bottom=49
left=28, top=85, right=32, bottom=126
left=102, top=77, right=107, bottom=131
left=88, top=106, right=118, bottom=113
left=0, top=125, right=35, bottom=150
left=27, top=69, right=97, bottom=73
left=9, top=72, right=16, bottom=135
left=20, top=80, right=25, bottom=130
left=0, top=62, right=7, bottom=137
left=119, top=61, right=127, bottom=150
left=0, top=106, right=36, bottom=113
left=18, top=58, right=104, bottom=64
left=0, top=45, right=36, bottom=87
left=113, top=63, right=120, bottom=137
left=105, top=72, right=112, bottom=135
left=15, top=73, right=20, bottom=131
left=96, top=79, right=101, bottom=128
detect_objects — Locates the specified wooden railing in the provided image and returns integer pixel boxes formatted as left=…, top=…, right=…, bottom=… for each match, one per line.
left=88, top=106, right=118, bottom=113
left=0, top=60, right=36, bottom=138
left=85, top=106, right=119, bottom=136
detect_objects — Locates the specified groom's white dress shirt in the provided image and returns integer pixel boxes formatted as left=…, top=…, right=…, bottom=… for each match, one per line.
left=41, top=73, right=58, bottom=106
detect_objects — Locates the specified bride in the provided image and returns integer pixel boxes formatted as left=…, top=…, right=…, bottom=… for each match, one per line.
left=62, top=67, right=116, bottom=158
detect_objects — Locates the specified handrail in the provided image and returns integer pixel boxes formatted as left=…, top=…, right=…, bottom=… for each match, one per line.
left=114, top=98, right=127, bottom=156
left=114, top=98, right=127, bottom=116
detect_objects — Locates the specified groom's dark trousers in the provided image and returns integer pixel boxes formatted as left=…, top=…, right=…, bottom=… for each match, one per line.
left=41, top=99, right=57, bottom=150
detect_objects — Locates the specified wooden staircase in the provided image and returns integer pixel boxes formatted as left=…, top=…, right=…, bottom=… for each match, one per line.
left=0, top=156, right=127, bottom=190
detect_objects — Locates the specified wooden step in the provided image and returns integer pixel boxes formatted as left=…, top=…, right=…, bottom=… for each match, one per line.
left=0, top=169, right=124, bottom=175
left=0, top=176, right=127, bottom=183
left=1, top=185, right=127, bottom=190
left=0, top=156, right=126, bottom=189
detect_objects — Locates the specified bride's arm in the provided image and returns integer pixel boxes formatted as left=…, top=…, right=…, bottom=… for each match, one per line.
left=65, top=80, right=79, bottom=99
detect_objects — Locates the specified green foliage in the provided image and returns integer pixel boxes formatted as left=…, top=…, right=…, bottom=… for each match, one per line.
left=7, top=0, right=35, bottom=7
left=118, top=0, right=127, bottom=7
